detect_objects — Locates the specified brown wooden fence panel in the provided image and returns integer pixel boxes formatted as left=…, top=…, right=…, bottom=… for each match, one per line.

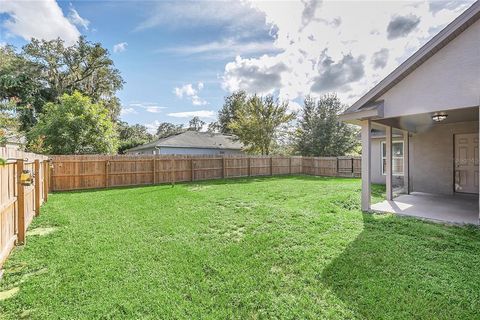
left=0, top=148, right=49, bottom=268
left=50, top=155, right=362, bottom=191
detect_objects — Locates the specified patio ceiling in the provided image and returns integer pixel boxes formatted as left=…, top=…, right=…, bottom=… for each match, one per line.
left=372, top=106, right=479, bottom=133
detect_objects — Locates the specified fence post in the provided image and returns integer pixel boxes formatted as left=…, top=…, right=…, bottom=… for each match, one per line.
left=153, top=157, right=157, bottom=184
left=248, top=157, right=251, bottom=177
left=43, top=160, right=49, bottom=201
left=335, top=157, right=340, bottom=176
left=222, top=156, right=226, bottom=178
left=351, top=157, right=354, bottom=176
left=105, top=160, right=109, bottom=188
left=16, top=159, right=26, bottom=245
left=34, top=159, right=41, bottom=217
left=191, top=158, right=195, bottom=181
left=270, top=156, right=273, bottom=176
left=289, top=157, right=292, bottom=175
left=171, top=158, right=175, bottom=185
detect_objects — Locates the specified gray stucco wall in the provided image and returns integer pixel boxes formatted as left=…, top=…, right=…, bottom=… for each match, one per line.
left=410, top=121, right=478, bottom=195
left=128, top=147, right=243, bottom=155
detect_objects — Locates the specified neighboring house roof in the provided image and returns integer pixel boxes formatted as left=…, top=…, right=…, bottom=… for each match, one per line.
left=342, top=1, right=480, bottom=119
left=126, top=131, right=243, bottom=152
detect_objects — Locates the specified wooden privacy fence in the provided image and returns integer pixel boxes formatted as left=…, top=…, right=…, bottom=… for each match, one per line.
left=50, top=155, right=361, bottom=191
left=0, top=148, right=50, bottom=268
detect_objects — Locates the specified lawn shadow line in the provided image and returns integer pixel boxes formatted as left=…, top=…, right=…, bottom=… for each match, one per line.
left=320, top=213, right=480, bottom=319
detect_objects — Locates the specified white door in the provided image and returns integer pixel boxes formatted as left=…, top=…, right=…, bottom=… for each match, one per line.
left=454, top=133, right=479, bottom=194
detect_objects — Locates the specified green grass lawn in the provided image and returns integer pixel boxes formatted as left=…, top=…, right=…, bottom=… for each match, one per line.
left=1, top=176, right=479, bottom=319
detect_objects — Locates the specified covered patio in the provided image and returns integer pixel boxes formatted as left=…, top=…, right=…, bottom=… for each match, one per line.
left=372, top=192, right=479, bottom=225
left=359, top=106, right=480, bottom=226
left=340, top=3, right=480, bottom=225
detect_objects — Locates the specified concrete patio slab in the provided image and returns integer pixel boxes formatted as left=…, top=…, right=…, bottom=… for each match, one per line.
left=371, top=192, right=479, bottom=225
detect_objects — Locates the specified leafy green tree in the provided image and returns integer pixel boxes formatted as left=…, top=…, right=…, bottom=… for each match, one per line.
left=207, top=121, right=221, bottom=133
left=28, top=91, right=118, bottom=154
left=22, top=37, right=124, bottom=123
left=218, top=90, right=247, bottom=133
left=229, top=95, right=295, bottom=155
left=0, top=46, right=44, bottom=130
left=295, top=94, right=358, bottom=156
left=188, top=116, right=205, bottom=131
left=156, top=122, right=184, bottom=138
left=117, top=121, right=154, bottom=154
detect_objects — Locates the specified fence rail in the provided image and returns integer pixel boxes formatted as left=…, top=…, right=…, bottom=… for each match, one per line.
left=50, top=155, right=360, bottom=191
left=0, top=147, right=49, bottom=269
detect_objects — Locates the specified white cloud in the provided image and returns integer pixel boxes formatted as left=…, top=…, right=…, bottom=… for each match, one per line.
left=167, top=110, right=216, bottom=119
left=157, top=39, right=281, bottom=59
left=68, top=7, right=89, bottom=30
left=0, top=0, right=80, bottom=45
left=120, top=107, right=137, bottom=116
left=222, top=55, right=289, bottom=94
left=220, top=0, right=474, bottom=104
left=174, top=83, right=207, bottom=106
left=134, top=1, right=268, bottom=37
left=144, top=106, right=165, bottom=113
left=127, top=102, right=166, bottom=113
left=113, top=42, right=128, bottom=53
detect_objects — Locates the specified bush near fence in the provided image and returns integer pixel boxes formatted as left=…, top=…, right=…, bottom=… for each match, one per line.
left=0, top=148, right=50, bottom=269
left=49, top=155, right=361, bottom=191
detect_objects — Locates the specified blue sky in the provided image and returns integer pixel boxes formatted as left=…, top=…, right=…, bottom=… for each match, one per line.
left=0, top=0, right=475, bottom=133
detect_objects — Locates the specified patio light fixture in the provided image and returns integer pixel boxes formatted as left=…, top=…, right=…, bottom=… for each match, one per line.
left=432, top=112, right=448, bottom=122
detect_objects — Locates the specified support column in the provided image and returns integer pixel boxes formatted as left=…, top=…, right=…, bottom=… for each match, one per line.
left=403, top=130, right=410, bottom=195
left=386, top=126, right=393, bottom=201
left=478, top=107, right=480, bottom=225
left=361, top=120, right=371, bottom=211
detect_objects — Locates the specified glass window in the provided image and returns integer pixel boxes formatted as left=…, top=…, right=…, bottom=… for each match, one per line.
left=381, top=141, right=404, bottom=176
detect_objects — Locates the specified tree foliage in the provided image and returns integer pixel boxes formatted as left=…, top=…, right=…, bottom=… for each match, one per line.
left=229, top=95, right=295, bottom=155
left=117, top=121, right=154, bottom=154
left=0, top=46, right=44, bottom=131
left=2, top=37, right=124, bottom=131
left=28, top=92, right=118, bottom=154
left=156, top=122, right=184, bottom=138
left=188, top=116, right=205, bottom=131
left=218, top=90, right=247, bottom=134
left=295, top=94, right=358, bottom=156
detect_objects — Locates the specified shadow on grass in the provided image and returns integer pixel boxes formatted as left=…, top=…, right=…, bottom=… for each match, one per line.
left=321, top=213, right=480, bottom=319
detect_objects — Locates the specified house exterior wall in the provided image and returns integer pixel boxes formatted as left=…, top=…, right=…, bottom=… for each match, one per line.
left=378, top=19, right=480, bottom=118
left=409, top=121, right=479, bottom=195
left=127, top=147, right=243, bottom=155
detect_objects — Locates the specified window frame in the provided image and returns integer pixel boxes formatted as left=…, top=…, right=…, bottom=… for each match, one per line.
left=381, top=140, right=404, bottom=176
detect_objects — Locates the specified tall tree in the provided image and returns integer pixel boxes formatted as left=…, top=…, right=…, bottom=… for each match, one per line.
left=295, top=94, right=358, bottom=156
left=156, top=122, right=184, bottom=138
left=0, top=46, right=44, bottom=131
left=188, top=116, right=205, bottom=131
left=207, top=121, right=221, bottom=133
left=22, top=37, right=124, bottom=125
left=229, top=95, right=295, bottom=155
left=28, top=91, right=118, bottom=154
left=117, top=121, right=154, bottom=154
left=218, top=90, right=247, bottom=134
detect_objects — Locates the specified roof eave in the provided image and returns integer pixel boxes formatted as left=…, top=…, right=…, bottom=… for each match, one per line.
left=343, top=1, right=480, bottom=115
left=340, top=101, right=384, bottom=124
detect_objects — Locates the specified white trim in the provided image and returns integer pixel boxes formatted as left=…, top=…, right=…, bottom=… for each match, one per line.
left=381, top=140, right=404, bottom=176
